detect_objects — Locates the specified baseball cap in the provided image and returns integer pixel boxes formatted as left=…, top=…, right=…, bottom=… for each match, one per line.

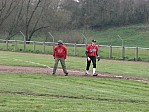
left=92, top=39, right=96, bottom=42
left=57, top=40, right=63, bottom=45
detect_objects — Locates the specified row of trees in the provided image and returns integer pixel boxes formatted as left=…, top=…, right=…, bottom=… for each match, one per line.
left=0, top=0, right=149, bottom=41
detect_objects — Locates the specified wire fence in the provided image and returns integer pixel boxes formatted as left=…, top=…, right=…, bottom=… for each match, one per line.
left=0, top=39, right=149, bottom=62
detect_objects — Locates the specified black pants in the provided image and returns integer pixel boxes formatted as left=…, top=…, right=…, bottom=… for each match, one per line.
left=86, top=56, right=96, bottom=70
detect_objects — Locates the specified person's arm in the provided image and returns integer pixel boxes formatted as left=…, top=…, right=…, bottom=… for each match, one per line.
left=96, top=47, right=100, bottom=61
left=86, top=46, right=91, bottom=61
left=52, top=47, right=56, bottom=59
left=85, top=51, right=88, bottom=57
left=64, top=46, right=67, bottom=59
left=85, top=45, right=89, bottom=57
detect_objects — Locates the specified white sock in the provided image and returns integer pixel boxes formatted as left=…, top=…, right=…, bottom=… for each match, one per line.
left=93, top=68, right=96, bottom=74
left=86, top=70, right=89, bottom=74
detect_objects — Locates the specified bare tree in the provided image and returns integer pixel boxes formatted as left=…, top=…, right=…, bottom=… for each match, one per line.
left=0, top=0, right=19, bottom=27
left=5, top=0, right=25, bottom=39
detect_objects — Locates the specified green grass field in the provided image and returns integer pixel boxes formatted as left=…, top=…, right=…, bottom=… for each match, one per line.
left=0, top=42, right=149, bottom=62
left=0, top=51, right=149, bottom=78
left=0, top=49, right=149, bottom=111
left=1, top=74, right=149, bottom=112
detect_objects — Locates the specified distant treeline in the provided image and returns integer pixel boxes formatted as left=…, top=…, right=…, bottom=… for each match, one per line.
left=0, top=0, right=149, bottom=41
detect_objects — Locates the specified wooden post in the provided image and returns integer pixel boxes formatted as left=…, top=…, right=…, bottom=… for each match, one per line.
left=109, top=45, right=112, bottom=59
left=98, top=45, right=100, bottom=57
left=53, top=42, right=55, bottom=50
left=33, top=41, right=35, bottom=52
left=24, top=40, right=26, bottom=51
left=6, top=40, right=8, bottom=50
left=122, top=46, right=125, bottom=60
left=74, top=43, right=77, bottom=56
left=14, top=40, right=17, bottom=51
left=135, top=47, right=138, bottom=61
left=43, top=41, right=45, bottom=53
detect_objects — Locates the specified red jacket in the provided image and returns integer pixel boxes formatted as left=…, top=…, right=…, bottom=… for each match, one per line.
left=86, top=44, right=98, bottom=56
left=53, top=45, right=67, bottom=59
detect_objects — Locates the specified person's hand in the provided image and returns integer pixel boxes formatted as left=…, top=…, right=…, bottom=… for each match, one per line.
left=97, top=56, right=100, bottom=61
left=87, top=57, right=91, bottom=61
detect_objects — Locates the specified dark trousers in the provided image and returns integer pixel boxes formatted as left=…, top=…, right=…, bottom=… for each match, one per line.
left=86, top=56, right=96, bottom=70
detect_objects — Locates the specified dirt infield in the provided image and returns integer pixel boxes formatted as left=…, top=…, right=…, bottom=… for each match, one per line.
left=0, top=65, right=149, bottom=82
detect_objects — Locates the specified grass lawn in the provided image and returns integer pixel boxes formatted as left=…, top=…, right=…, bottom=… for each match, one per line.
left=0, top=42, right=149, bottom=62
left=0, top=51, right=149, bottom=111
left=0, top=51, right=149, bottom=78
left=0, top=74, right=149, bottom=112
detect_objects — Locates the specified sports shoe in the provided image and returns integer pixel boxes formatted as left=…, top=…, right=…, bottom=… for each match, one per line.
left=85, top=72, right=89, bottom=75
left=65, top=73, right=68, bottom=76
left=93, top=73, right=98, bottom=76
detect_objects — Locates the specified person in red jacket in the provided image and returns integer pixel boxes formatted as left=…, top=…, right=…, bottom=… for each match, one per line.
left=52, top=40, right=68, bottom=76
left=85, top=39, right=100, bottom=76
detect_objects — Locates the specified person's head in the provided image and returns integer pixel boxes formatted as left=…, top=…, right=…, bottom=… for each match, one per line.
left=57, top=40, right=63, bottom=46
left=91, top=39, right=96, bottom=46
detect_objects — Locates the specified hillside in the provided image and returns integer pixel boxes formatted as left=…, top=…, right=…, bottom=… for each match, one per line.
left=51, top=23, right=149, bottom=48
left=1, top=23, right=149, bottom=48
left=53, top=23, right=149, bottom=48
left=87, top=23, right=149, bottom=48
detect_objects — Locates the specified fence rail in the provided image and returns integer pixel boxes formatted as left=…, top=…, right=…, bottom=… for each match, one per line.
left=0, top=39, right=149, bottom=61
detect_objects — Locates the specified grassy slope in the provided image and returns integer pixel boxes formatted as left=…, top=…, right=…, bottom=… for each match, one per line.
left=1, top=23, right=149, bottom=48
left=51, top=23, right=149, bottom=48
left=0, top=74, right=149, bottom=112
left=85, top=24, right=149, bottom=48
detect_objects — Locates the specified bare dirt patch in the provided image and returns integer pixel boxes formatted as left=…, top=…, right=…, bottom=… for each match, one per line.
left=0, top=65, right=149, bottom=82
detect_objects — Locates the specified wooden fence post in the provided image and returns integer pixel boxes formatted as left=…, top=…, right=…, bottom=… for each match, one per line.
left=53, top=42, right=55, bottom=50
left=24, top=40, right=26, bottom=51
left=14, top=40, right=17, bottom=51
left=6, top=40, right=8, bottom=50
left=33, top=41, right=35, bottom=52
left=109, top=45, right=112, bottom=59
left=98, top=45, right=100, bottom=57
left=74, top=43, right=77, bottom=56
left=135, top=47, right=138, bottom=61
left=122, top=46, right=125, bottom=60
left=43, top=41, right=45, bottom=53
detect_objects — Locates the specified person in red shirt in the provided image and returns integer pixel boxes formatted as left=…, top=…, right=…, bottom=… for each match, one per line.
left=52, top=40, right=68, bottom=76
left=85, top=39, right=100, bottom=76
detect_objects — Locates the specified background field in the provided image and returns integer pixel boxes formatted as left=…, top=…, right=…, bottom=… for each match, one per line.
left=0, top=51, right=149, bottom=78
left=1, top=23, right=148, bottom=48
left=1, top=23, right=149, bottom=111
left=1, top=74, right=149, bottom=112
left=0, top=23, right=149, bottom=62
left=0, top=51, right=149, bottom=112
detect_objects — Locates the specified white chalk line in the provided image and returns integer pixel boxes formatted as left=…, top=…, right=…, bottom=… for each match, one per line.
left=13, top=58, right=50, bottom=68
left=13, top=58, right=87, bottom=74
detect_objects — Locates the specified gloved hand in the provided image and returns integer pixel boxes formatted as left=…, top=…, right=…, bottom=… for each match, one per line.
left=97, top=56, right=100, bottom=61
left=87, top=57, right=91, bottom=61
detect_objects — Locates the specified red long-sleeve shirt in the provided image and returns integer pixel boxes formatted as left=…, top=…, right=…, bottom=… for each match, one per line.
left=53, top=45, right=67, bottom=59
left=86, top=44, right=98, bottom=56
